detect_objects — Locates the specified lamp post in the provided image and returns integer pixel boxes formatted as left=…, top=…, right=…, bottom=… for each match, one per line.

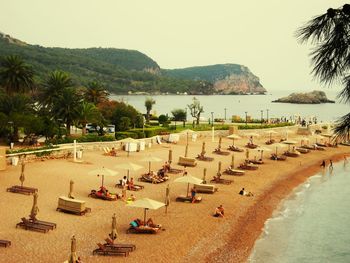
left=224, top=108, right=227, bottom=121
left=211, top=112, right=214, bottom=127
left=8, top=121, right=14, bottom=149
left=266, top=109, right=269, bottom=123
left=261, top=110, right=263, bottom=125
left=245, top=112, right=248, bottom=126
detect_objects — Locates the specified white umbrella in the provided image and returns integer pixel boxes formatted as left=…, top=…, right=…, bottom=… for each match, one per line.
left=264, top=130, right=278, bottom=141
left=283, top=140, right=297, bottom=151
left=174, top=174, right=203, bottom=197
left=273, top=143, right=287, bottom=155
left=140, top=155, right=162, bottom=174
left=255, top=146, right=272, bottom=159
left=181, top=129, right=195, bottom=145
left=227, top=134, right=241, bottom=146
left=127, top=198, right=165, bottom=224
left=115, top=162, right=143, bottom=179
left=88, top=167, right=119, bottom=187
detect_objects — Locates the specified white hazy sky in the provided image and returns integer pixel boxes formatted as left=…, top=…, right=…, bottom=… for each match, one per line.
left=0, top=0, right=346, bottom=91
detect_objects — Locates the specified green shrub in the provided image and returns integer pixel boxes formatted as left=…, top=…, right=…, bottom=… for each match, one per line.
left=48, top=134, right=115, bottom=144
left=115, top=132, right=138, bottom=140
left=6, top=145, right=58, bottom=154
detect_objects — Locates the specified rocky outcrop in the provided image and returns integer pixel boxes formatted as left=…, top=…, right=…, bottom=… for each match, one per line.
left=272, top=90, right=335, bottom=104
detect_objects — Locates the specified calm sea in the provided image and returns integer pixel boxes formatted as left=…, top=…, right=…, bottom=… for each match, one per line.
left=110, top=89, right=349, bottom=122
left=249, top=160, right=350, bottom=263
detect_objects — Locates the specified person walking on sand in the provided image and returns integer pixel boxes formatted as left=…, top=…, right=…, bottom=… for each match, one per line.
left=329, top=159, right=333, bottom=171
left=321, top=160, right=326, bottom=168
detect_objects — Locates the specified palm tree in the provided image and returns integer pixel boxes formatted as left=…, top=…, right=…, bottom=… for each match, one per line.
left=40, top=70, right=74, bottom=107
left=296, top=4, right=350, bottom=140
left=145, top=97, right=156, bottom=124
left=53, top=88, right=82, bottom=136
left=84, top=81, right=109, bottom=105
left=78, top=102, right=101, bottom=135
left=0, top=55, right=35, bottom=95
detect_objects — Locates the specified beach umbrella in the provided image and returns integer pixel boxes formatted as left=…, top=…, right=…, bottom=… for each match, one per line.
left=165, top=184, right=170, bottom=214
left=314, top=134, right=324, bottom=144
left=283, top=140, right=297, bottom=151
left=231, top=154, right=235, bottom=168
left=88, top=167, right=119, bottom=187
left=181, top=129, right=195, bottom=144
left=255, top=146, right=272, bottom=160
left=283, top=129, right=293, bottom=140
left=273, top=143, right=287, bottom=155
left=68, top=235, right=78, bottom=263
left=29, top=192, right=39, bottom=221
left=184, top=144, right=189, bottom=157
left=201, top=142, right=206, bottom=156
left=68, top=180, right=75, bottom=199
left=168, top=149, right=173, bottom=164
left=245, top=132, right=260, bottom=144
left=264, top=130, right=278, bottom=141
left=202, top=168, right=207, bottom=184
left=109, top=213, right=118, bottom=241
left=127, top=198, right=165, bottom=225
left=19, top=162, right=25, bottom=187
left=174, top=174, right=203, bottom=197
left=296, top=137, right=310, bottom=146
left=227, top=134, right=241, bottom=146
left=141, top=155, right=162, bottom=174
left=245, top=149, right=250, bottom=160
left=114, top=162, right=143, bottom=179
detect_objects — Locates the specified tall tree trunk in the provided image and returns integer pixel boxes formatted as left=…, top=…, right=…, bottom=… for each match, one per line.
left=66, top=122, right=71, bottom=136
left=146, top=111, right=150, bottom=124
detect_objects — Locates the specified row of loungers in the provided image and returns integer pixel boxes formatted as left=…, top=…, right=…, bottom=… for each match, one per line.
left=93, top=238, right=136, bottom=257
left=0, top=240, right=11, bottom=248
left=16, top=218, right=56, bottom=233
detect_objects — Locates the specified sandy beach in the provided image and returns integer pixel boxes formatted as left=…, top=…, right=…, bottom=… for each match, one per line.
left=0, top=128, right=349, bottom=263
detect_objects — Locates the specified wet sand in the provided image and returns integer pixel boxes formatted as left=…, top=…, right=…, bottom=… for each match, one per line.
left=0, top=128, right=348, bottom=263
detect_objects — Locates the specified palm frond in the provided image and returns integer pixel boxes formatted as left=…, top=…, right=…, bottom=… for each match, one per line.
left=337, top=75, right=350, bottom=103
left=333, top=112, right=350, bottom=141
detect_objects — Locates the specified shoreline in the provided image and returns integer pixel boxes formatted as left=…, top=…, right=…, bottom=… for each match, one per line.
left=206, top=152, right=348, bottom=263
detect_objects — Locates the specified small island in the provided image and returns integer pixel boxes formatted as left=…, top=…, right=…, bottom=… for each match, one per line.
left=272, top=90, right=335, bottom=104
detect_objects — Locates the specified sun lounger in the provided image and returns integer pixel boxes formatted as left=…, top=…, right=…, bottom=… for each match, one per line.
left=212, top=149, right=230, bottom=156
left=223, top=168, right=245, bottom=176
left=29, top=219, right=56, bottom=230
left=127, top=225, right=161, bottom=234
left=138, top=174, right=167, bottom=184
left=104, top=238, right=136, bottom=251
left=301, top=145, right=315, bottom=150
left=178, top=156, right=197, bottom=167
left=193, top=184, right=218, bottom=194
left=210, top=176, right=233, bottom=185
left=296, top=147, right=310, bottom=154
left=88, top=190, right=117, bottom=201
left=196, top=154, right=214, bottom=162
left=246, top=143, right=258, bottom=149
left=6, top=185, right=38, bottom=195
left=93, top=243, right=130, bottom=257
left=0, top=240, right=11, bottom=248
left=167, top=167, right=183, bottom=174
left=228, top=145, right=244, bottom=152
left=316, top=142, right=327, bottom=147
left=248, top=159, right=264, bottom=165
left=238, top=163, right=259, bottom=170
left=283, top=151, right=300, bottom=157
left=340, top=142, right=350, bottom=146
left=265, top=139, right=275, bottom=145
left=176, top=195, right=202, bottom=203
left=16, top=218, right=52, bottom=233
left=270, top=154, right=287, bottom=161
left=115, top=180, right=144, bottom=190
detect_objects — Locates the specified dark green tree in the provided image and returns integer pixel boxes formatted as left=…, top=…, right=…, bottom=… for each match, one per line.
left=77, top=102, right=101, bottom=135
left=0, top=55, right=35, bottom=95
left=111, top=101, right=141, bottom=131
left=84, top=81, right=109, bottom=105
left=296, top=4, right=350, bottom=140
left=171, top=108, right=187, bottom=129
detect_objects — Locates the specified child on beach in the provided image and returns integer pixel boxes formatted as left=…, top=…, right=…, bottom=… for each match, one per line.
left=214, top=205, right=225, bottom=217
left=329, top=159, right=333, bottom=171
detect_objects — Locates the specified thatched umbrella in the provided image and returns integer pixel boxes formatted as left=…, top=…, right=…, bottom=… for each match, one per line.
left=19, top=162, right=25, bottom=187
left=115, top=162, right=143, bottom=179
left=201, top=142, right=206, bottom=156
left=29, top=192, right=39, bottom=221
left=88, top=167, right=119, bottom=187
left=174, top=174, right=202, bottom=197
left=68, top=180, right=75, bottom=199
left=165, top=184, right=170, bottom=214
left=231, top=154, right=235, bottom=168
left=274, top=143, right=287, bottom=155
left=227, top=134, right=241, bottom=147
left=68, top=235, right=78, bottom=263
left=202, top=168, right=207, bottom=184
left=265, top=130, right=278, bottom=141
left=127, top=198, right=165, bottom=225
left=141, top=155, right=162, bottom=174
left=109, top=213, right=118, bottom=241
left=283, top=140, right=297, bottom=151
left=255, top=147, right=272, bottom=160
left=168, top=150, right=173, bottom=165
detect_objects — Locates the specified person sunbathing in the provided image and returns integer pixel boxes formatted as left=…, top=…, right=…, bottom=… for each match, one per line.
left=110, top=147, right=117, bottom=157
left=239, top=187, right=254, bottom=197
left=128, top=177, right=142, bottom=190
left=214, top=205, right=225, bottom=217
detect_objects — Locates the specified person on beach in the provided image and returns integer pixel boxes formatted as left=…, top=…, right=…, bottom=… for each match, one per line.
left=329, top=159, right=333, bottom=171
left=321, top=160, right=326, bottom=168
left=344, top=156, right=348, bottom=165
left=239, top=188, right=253, bottom=197
left=239, top=188, right=246, bottom=195
left=191, top=187, right=197, bottom=203
left=214, top=205, right=225, bottom=217
left=183, top=167, right=188, bottom=176
left=76, top=257, right=83, bottom=263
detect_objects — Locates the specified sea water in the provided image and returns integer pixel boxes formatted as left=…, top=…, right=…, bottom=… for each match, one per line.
left=111, top=89, right=348, bottom=122
left=249, top=161, right=350, bottom=263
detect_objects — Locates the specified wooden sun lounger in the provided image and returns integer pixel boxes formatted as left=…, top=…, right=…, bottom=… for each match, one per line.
left=126, top=226, right=160, bottom=234
left=265, top=139, right=275, bottom=145
left=88, top=190, right=117, bottom=201
left=167, top=168, right=183, bottom=174
left=176, top=195, right=202, bottom=203
left=246, top=143, right=258, bottom=149
left=316, top=142, right=327, bottom=147
left=193, top=184, right=218, bottom=194
left=340, top=142, right=350, bottom=146
left=6, top=185, right=38, bottom=195
left=212, top=149, right=230, bottom=156
left=248, top=159, right=264, bottom=165
left=196, top=155, right=214, bottom=162
left=283, top=151, right=300, bottom=157
left=210, top=177, right=233, bottom=185
left=138, top=174, right=168, bottom=184
left=296, top=147, right=310, bottom=154
left=115, top=180, right=144, bottom=190
left=0, top=240, right=11, bottom=248
left=270, top=154, right=287, bottom=161
left=29, top=219, right=56, bottom=230
left=178, top=156, right=197, bottom=167
left=104, top=238, right=136, bottom=251
left=93, top=243, right=130, bottom=257
left=238, top=163, right=259, bottom=170
left=223, top=168, right=245, bottom=176
left=228, top=145, right=244, bottom=152
left=16, top=218, right=52, bottom=233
